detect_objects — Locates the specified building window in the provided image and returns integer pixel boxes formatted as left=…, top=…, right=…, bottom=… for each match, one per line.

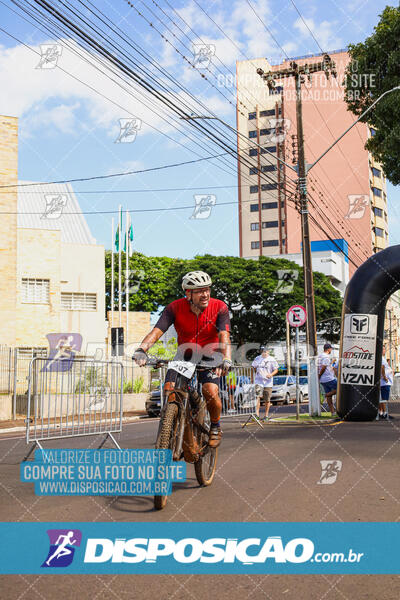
left=261, top=183, right=278, bottom=191
left=262, top=221, right=279, bottom=228
left=373, top=207, right=383, bottom=218
left=371, top=186, right=382, bottom=197
left=374, top=227, right=384, bottom=238
left=261, top=146, right=277, bottom=154
left=270, top=86, right=283, bottom=95
left=250, top=185, right=259, bottom=194
left=251, top=241, right=260, bottom=249
left=17, top=347, right=47, bottom=358
left=249, top=167, right=258, bottom=175
left=61, top=292, right=97, bottom=311
left=260, top=109, right=276, bottom=117
left=249, top=130, right=257, bottom=138
left=262, top=240, right=279, bottom=247
left=249, top=148, right=258, bottom=157
left=261, top=164, right=276, bottom=172
left=372, top=167, right=381, bottom=178
left=260, top=128, right=272, bottom=136
left=250, top=223, right=260, bottom=231
left=262, top=201, right=278, bottom=209
left=248, top=112, right=256, bottom=120
left=250, top=203, right=259, bottom=212
left=21, top=278, right=50, bottom=304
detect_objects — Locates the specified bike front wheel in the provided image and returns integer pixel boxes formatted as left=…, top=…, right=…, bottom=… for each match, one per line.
left=194, top=402, right=218, bottom=486
left=154, top=402, right=179, bottom=510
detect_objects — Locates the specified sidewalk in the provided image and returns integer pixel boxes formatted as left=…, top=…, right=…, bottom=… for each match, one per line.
left=0, top=410, right=149, bottom=435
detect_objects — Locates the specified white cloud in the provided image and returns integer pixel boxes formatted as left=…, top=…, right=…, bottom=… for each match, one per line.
left=293, top=17, right=343, bottom=52
left=0, top=39, right=189, bottom=140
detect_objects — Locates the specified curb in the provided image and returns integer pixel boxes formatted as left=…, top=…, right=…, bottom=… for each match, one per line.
left=0, top=415, right=147, bottom=436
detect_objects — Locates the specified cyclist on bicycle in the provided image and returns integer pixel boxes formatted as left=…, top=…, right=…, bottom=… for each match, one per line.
left=133, top=271, right=232, bottom=448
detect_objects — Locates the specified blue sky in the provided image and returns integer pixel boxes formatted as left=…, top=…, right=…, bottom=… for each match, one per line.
left=0, top=0, right=398, bottom=258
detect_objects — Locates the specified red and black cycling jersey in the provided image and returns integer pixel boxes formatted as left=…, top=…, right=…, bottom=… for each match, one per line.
left=155, top=297, right=230, bottom=354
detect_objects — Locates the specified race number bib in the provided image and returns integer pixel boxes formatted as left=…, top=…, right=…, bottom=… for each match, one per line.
left=169, top=361, right=196, bottom=379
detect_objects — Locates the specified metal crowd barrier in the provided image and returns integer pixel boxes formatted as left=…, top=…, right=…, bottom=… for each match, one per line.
left=218, top=366, right=256, bottom=417
left=25, top=358, right=123, bottom=459
left=158, top=364, right=258, bottom=421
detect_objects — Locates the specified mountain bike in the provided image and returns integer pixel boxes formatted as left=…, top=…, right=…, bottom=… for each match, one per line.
left=147, top=358, right=218, bottom=510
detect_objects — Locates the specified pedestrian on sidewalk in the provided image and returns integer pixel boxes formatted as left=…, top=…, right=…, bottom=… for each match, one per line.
left=379, top=346, right=394, bottom=420
left=318, top=343, right=337, bottom=416
left=252, top=346, right=279, bottom=421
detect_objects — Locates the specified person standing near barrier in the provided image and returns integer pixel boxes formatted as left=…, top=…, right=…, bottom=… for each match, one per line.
left=379, top=346, right=394, bottom=420
left=252, top=347, right=279, bottom=421
left=318, top=343, right=336, bottom=416
left=226, top=369, right=237, bottom=414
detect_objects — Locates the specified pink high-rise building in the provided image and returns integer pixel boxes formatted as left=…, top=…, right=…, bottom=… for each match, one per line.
left=236, top=50, right=388, bottom=276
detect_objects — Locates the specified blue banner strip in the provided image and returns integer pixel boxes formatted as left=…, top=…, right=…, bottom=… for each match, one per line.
left=0, top=522, right=398, bottom=574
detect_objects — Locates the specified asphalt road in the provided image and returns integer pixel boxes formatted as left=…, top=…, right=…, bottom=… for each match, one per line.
left=0, top=404, right=399, bottom=599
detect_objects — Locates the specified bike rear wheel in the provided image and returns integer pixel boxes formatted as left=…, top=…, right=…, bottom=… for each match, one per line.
left=194, top=402, right=218, bottom=486
left=154, top=402, right=179, bottom=510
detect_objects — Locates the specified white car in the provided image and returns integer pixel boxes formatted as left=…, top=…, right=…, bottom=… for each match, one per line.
left=298, top=376, right=309, bottom=401
left=271, top=375, right=307, bottom=405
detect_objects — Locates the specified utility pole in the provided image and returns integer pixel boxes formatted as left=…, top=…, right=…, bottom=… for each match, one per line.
left=257, top=55, right=337, bottom=414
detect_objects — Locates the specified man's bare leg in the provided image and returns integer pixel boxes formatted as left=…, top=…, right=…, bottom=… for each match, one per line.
left=202, top=382, right=222, bottom=447
left=325, top=391, right=335, bottom=414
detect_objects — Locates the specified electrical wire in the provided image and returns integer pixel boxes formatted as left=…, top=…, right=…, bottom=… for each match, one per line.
left=289, top=0, right=324, bottom=54
left=0, top=152, right=228, bottom=188
left=5, top=0, right=299, bottom=200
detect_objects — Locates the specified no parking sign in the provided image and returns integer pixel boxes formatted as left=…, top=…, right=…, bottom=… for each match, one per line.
left=286, top=305, right=307, bottom=328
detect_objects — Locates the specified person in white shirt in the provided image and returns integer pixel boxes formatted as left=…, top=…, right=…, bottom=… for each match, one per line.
left=379, top=346, right=394, bottom=420
left=318, top=343, right=337, bottom=415
left=252, top=346, right=279, bottom=421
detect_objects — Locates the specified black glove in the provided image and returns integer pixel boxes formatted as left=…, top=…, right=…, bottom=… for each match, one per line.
left=133, top=348, right=148, bottom=365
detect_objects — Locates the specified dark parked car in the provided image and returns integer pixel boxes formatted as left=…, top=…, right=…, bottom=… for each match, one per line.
left=145, top=389, right=161, bottom=417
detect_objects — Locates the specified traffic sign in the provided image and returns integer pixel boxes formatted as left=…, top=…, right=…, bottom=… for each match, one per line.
left=287, top=305, right=307, bottom=328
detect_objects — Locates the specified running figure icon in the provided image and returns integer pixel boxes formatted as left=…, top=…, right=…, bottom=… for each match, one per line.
left=45, top=531, right=77, bottom=566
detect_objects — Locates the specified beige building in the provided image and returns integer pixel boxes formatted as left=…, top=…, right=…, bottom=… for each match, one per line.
left=0, top=113, right=108, bottom=352
left=16, top=181, right=107, bottom=352
left=0, top=116, right=18, bottom=346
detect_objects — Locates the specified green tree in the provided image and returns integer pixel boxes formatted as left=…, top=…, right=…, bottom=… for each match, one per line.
left=105, top=251, right=177, bottom=313
left=344, top=6, right=400, bottom=184
left=162, top=254, right=342, bottom=345
left=105, top=252, right=342, bottom=344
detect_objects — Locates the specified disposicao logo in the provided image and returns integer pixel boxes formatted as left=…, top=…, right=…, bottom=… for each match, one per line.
left=42, top=529, right=82, bottom=568
left=83, top=536, right=315, bottom=564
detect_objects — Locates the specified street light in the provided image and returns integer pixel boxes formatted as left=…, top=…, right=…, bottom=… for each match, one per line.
left=308, top=86, right=400, bottom=171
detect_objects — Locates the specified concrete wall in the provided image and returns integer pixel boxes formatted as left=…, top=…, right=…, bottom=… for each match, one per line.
left=107, top=310, right=151, bottom=353
left=0, top=116, right=18, bottom=345
left=16, top=228, right=61, bottom=346
left=60, top=243, right=107, bottom=351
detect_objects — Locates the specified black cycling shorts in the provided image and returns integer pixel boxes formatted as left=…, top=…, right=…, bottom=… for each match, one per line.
left=165, top=368, right=220, bottom=386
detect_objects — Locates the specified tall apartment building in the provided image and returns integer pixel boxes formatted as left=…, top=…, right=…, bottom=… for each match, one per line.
left=236, top=50, right=389, bottom=275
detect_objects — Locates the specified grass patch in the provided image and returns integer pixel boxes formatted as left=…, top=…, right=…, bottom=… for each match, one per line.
left=273, top=412, right=334, bottom=422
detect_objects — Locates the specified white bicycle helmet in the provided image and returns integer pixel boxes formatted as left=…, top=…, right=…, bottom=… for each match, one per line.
left=182, top=271, right=212, bottom=291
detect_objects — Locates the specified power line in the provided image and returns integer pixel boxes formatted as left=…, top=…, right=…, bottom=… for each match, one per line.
left=245, top=0, right=290, bottom=59
left=6, top=0, right=298, bottom=200
left=289, top=0, right=324, bottom=54
left=0, top=186, right=299, bottom=214
left=0, top=152, right=228, bottom=188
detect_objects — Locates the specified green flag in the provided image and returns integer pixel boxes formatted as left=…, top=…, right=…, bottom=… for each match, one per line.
left=114, top=225, right=120, bottom=252
left=124, top=212, right=134, bottom=257
left=115, top=209, right=122, bottom=251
